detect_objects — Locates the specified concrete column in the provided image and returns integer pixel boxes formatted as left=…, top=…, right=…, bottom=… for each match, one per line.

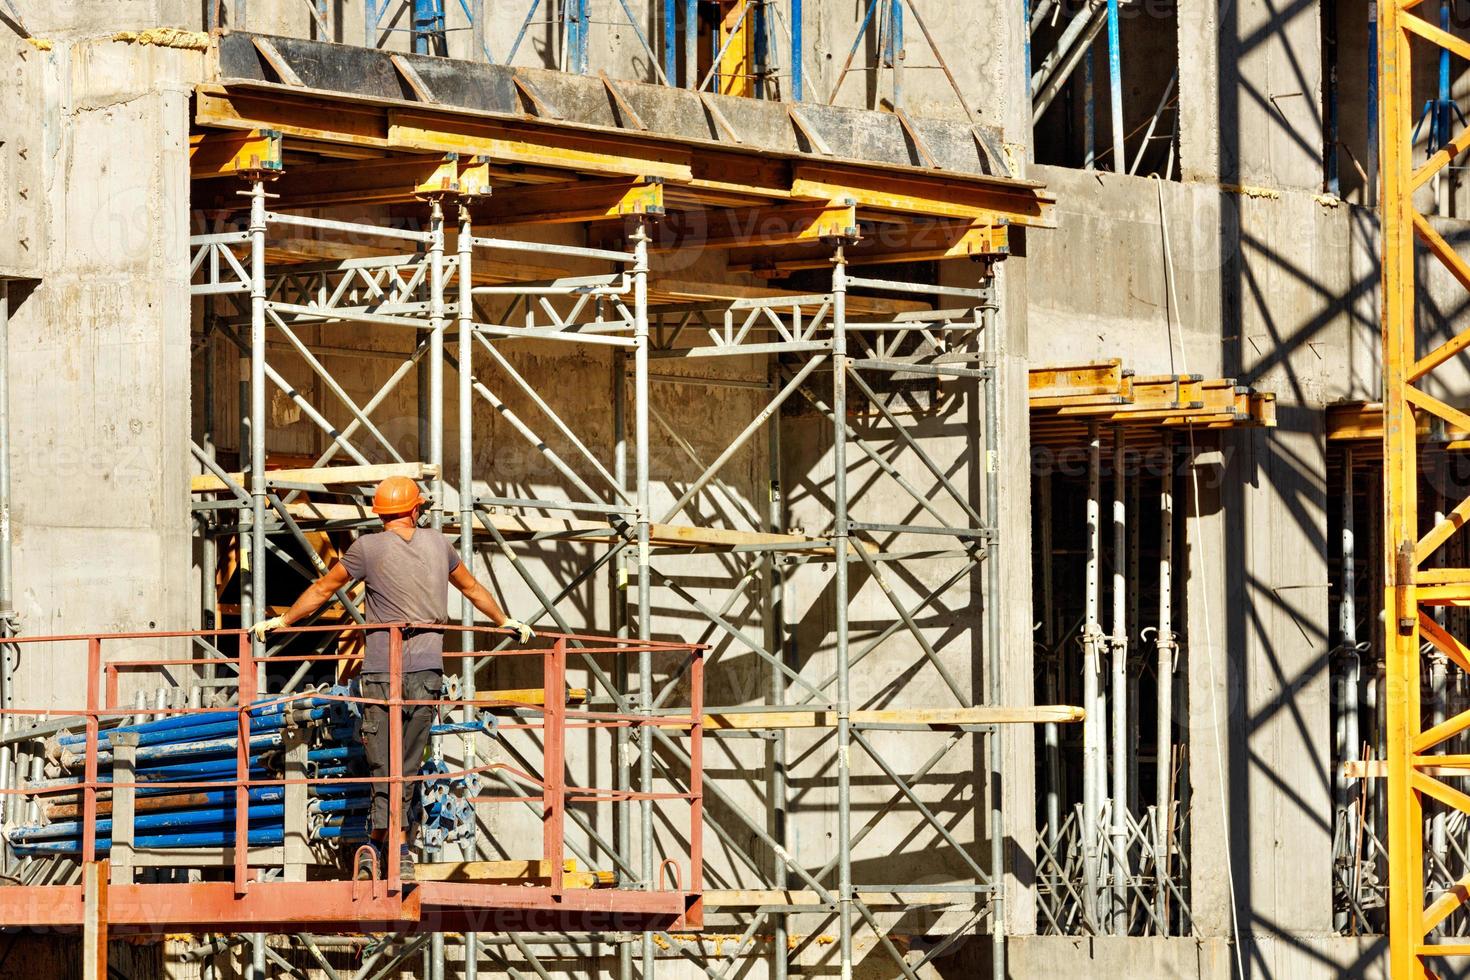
left=7, top=38, right=200, bottom=712
left=1204, top=0, right=1324, bottom=189
left=1176, top=0, right=1223, bottom=182
left=110, top=733, right=139, bottom=885
left=283, top=724, right=309, bottom=881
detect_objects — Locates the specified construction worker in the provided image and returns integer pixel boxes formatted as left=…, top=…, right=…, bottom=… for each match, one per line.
left=252, top=475, right=534, bottom=881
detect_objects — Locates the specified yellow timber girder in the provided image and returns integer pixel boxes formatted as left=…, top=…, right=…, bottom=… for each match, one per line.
left=1381, top=0, right=1470, bottom=974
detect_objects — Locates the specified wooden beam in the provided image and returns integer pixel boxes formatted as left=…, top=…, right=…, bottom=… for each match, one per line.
left=251, top=37, right=304, bottom=87
left=196, top=87, right=695, bottom=182
left=792, top=163, right=1056, bottom=228
left=727, top=219, right=1007, bottom=273
left=388, top=108, right=694, bottom=182
left=201, top=154, right=493, bottom=209
left=270, top=498, right=881, bottom=552
left=194, top=85, right=1054, bottom=228
left=191, top=461, right=438, bottom=494
left=702, top=706, right=1084, bottom=730
left=389, top=53, right=437, bottom=103
left=1027, top=360, right=1132, bottom=405
left=476, top=687, right=588, bottom=707
left=598, top=71, right=647, bottom=131
left=477, top=178, right=665, bottom=225
left=646, top=202, right=860, bottom=251
left=705, top=888, right=970, bottom=908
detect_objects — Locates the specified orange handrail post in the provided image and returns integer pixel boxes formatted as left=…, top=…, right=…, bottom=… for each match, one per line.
left=545, top=637, right=567, bottom=897
left=82, top=636, right=101, bottom=865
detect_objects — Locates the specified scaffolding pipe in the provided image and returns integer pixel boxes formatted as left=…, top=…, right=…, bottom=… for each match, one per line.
left=664, top=0, right=677, bottom=87
left=1110, top=427, right=1128, bottom=932
left=1127, top=468, right=1141, bottom=818
left=1105, top=0, right=1125, bottom=170
left=791, top=0, right=803, bottom=100
left=832, top=243, right=856, bottom=980
left=632, top=219, right=655, bottom=978
left=612, top=345, right=634, bottom=980
left=1082, top=421, right=1104, bottom=927
left=248, top=178, right=267, bottom=690
left=456, top=203, right=479, bottom=980
left=981, top=275, right=1006, bottom=979
left=685, top=0, right=698, bottom=88
left=0, top=280, right=12, bottom=836
left=1155, top=433, right=1176, bottom=929
left=1039, top=469, right=1061, bottom=851
left=767, top=356, right=790, bottom=980
left=1030, top=1, right=1109, bottom=123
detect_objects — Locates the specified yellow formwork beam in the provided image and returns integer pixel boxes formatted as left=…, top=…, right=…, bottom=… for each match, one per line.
left=193, top=87, right=1055, bottom=228
left=726, top=218, right=1009, bottom=273
left=414, top=153, right=492, bottom=199
left=189, top=129, right=283, bottom=176
left=481, top=177, right=665, bottom=225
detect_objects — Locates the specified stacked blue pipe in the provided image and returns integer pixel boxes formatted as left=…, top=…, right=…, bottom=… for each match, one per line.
left=8, top=687, right=489, bottom=858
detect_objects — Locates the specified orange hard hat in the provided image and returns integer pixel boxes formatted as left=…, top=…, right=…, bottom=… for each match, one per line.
left=372, top=476, right=424, bottom=516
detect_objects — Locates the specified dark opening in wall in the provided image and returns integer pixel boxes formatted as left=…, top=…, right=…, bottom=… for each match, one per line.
left=1030, top=0, right=1182, bottom=178
left=1330, top=0, right=1470, bottom=207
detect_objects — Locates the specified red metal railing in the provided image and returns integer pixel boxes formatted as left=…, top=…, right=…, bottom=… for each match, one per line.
left=0, top=624, right=705, bottom=932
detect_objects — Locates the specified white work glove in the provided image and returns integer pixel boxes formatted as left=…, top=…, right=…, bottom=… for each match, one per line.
left=501, top=619, right=535, bottom=645
left=251, top=615, right=286, bottom=642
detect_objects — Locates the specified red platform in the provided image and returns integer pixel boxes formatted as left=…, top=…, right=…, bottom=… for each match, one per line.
left=0, top=624, right=706, bottom=937
left=0, top=879, right=700, bottom=935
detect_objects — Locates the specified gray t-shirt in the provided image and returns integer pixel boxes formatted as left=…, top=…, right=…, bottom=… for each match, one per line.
left=339, top=528, right=461, bottom=673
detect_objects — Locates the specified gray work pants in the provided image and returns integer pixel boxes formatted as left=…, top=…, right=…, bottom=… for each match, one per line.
left=359, top=670, right=443, bottom=833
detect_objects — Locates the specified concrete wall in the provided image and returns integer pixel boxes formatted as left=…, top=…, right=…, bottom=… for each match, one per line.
left=5, top=34, right=201, bottom=709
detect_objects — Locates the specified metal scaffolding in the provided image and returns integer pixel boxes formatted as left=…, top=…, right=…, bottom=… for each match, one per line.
left=166, top=150, right=1054, bottom=978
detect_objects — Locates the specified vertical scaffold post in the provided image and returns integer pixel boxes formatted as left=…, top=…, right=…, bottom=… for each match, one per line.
left=665, top=0, right=678, bottom=87
left=1039, top=465, right=1061, bottom=852
left=1338, top=446, right=1360, bottom=935
left=110, top=733, right=139, bottom=884
left=685, top=0, right=699, bottom=88
left=612, top=343, right=633, bottom=980
left=456, top=202, right=479, bottom=980
left=428, top=199, right=446, bottom=532
left=791, top=0, right=804, bottom=100
left=831, top=242, right=855, bottom=980
left=0, top=279, right=12, bottom=837
left=1082, top=421, right=1103, bottom=929
left=1110, top=426, right=1128, bottom=932
left=1155, top=432, right=1175, bottom=929
left=247, top=178, right=268, bottom=689
left=631, top=217, right=656, bottom=976
left=981, top=270, right=1006, bottom=979
left=1104, top=0, right=1125, bottom=169
left=83, top=637, right=101, bottom=866
left=768, top=354, right=790, bottom=980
